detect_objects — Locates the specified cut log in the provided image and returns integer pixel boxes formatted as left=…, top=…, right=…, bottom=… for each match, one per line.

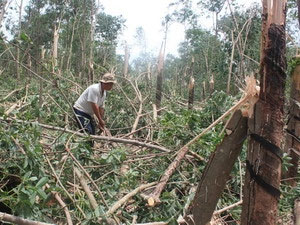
left=184, top=110, right=248, bottom=224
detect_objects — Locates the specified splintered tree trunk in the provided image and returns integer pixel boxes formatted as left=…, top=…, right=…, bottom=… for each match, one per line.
left=188, top=57, right=195, bottom=110
left=155, top=42, right=165, bottom=114
left=52, top=25, right=59, bottom=72
left=188, top=76, right=195, bottom=110
left=16, top=0, right=23, bottom=79
left=227, top=31, right=235, bottom=94
left=38, top=46, right=45, bottom=123
left=186, top=110, right=248, bottom=225
left=88, top=5, right=95, bottom=83
left=241, top=1, right=287, bottom=224
left=123, top=43, right=129, bottom=78
left=283, top=58, right=300, bottom=187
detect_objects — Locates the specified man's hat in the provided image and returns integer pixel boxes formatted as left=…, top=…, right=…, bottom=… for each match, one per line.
left=100, top=73, right=116, bottom=84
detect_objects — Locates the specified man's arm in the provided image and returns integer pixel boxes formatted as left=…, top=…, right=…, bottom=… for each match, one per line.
left=90, top=102, right=105, bottom=131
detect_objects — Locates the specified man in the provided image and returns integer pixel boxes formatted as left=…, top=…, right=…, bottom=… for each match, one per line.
left=73, top=73, right=116, bottom=135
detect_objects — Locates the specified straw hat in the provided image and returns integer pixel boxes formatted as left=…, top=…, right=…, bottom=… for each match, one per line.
left=100, top=73, right=116, bottom=84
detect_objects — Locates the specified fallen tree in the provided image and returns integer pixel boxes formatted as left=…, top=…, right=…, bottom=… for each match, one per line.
left=0, top=212, right=54, bottom=225
left=0, top=117, right=170, bottom=153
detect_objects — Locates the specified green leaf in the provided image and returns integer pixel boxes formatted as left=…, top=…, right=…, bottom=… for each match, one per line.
left=29, top=176, right=38, bottom=181
left=36, top=177, right=48, bottom=188
left=36, top=188, right=47, bottom=200
left=20, top=32, right=32, bottom=43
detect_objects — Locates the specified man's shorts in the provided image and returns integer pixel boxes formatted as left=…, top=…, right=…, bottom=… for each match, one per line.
left=73, top=107, right=95, bottom=135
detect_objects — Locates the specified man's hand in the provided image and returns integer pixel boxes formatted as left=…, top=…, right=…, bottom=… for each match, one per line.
left=98, top=119, right=105, bottom=132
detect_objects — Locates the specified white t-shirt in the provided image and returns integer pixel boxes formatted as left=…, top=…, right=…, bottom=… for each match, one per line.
left=74, top=83, right=106, bottom=115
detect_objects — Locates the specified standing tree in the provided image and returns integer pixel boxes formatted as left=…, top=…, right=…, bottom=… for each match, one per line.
left=241, top=1, right=287, bottom=224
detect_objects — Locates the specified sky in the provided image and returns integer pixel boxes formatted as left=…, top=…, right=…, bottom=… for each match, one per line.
left=100, top=0, right=260, bottom=57
left=100, top=0, right=186, bottom=57
left=2, top=0, right=260, bottom=58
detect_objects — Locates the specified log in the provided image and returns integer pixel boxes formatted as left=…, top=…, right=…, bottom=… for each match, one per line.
left=185, top=110, right=248, bottom=224
left=106, top=182, right=157, bottom=215
left=74, top=167, right=98, bottom=210
left=0, top=212, right=54, bottom=225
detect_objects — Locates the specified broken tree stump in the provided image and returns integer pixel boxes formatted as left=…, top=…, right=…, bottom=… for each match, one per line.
left=241, top=1, right=287, bottom=224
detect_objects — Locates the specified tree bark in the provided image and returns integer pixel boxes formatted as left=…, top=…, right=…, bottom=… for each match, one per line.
left=16, top=0, right=23, bottom=79
left=185, top=110, right=248, bottom=225
left=88, top=5, right=95, bottom=83
left=0, top=212, right=54, bottom=225
left=227, top=31, right=235, bottom=94
left=155, top=42, right=164, bottom=114
left=188, top=76, right=195, bottom=110
left=52, top=25, right=59, bottom=72
left=74, top=167, right=98, bottom=210
left=283, top=58, right=300, bottom=187
left=123, top=42, right=129, bottom=78
left=241, top=1, right=287, bottom=224
left=188, top=57, right=195, bottom=110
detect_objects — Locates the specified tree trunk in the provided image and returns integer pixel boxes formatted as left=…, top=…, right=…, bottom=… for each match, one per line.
left=52, top=25, right=59, bottom=72
left=155, top=42, right=164, bottom=114
left=123, top=42, right=129, bottom=78
left=202, top=81, right=206, bottom=100
left=38, top=46, right=45, bottom=123
left=188, top=76, right=195, bottom=110
left=188, top=57, right=195, bottom=110
left=241, top=1, right=287, bottom=225
left=88, top=5, right=95, bottom=83
left=227, top=31, right=235, bottom=94
left=16, top=0, right=23, bottom=79
left=66, top=14, right=78, bottom=72
left=185, top=110, right=248, bottom=225
left=0, top=212, right=54, bottom=225
left=283, top=57, right=300, bottom=187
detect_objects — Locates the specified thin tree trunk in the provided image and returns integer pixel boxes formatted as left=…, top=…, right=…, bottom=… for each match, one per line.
left=52, top=25, right=59, bottom=72
left=188, top=76, right=195, bottom=110
left=16, top=0, right=23, bottom=79
left=185, top=110, right=248, bottom=225
left=227, top=31, right=235, bottom=94
left=241, top=1, right=287, bottom=225
left=38, top=46, right=45, bottom=123
left=202, top=81, right=206, bottom=100
left=123, top=42, right=129, bottom=78
left=155, top=42, right=164, bottom=114
left=188, top=57, right=195, bottom=110
left=66, top=13, right=78, bottom=72
left=88, top=5, right=95, bottom=83
left=283, top=57, right=300, bottom=187
left=74, top=167, right=98, bottom=210
left=0, top=212, right=54, bottom=225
